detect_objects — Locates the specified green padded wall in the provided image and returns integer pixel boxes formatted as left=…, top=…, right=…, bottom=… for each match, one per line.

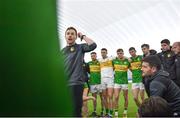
left=0, top=0, right=72, bottom=116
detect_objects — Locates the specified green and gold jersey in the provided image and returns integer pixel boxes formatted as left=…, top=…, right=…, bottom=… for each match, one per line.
left=113, top=58, right=130, bottom=84
left=88, top=60, right=101, bottom=85
left=130, top=55, right=143, bottom=83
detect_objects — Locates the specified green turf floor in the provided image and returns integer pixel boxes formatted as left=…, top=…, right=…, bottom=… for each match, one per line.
left=87, top=83, right=147, bottom=117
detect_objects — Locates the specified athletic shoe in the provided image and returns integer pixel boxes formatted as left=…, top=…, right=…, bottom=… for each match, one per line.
left=89, top=111, right=97, bottom=117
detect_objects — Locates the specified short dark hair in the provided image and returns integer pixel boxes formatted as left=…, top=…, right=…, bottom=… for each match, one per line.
left=161, top=39, right=170, bottom=45
left=117, top=48, right=124, bottom=52
left=129, top=47, right=136, bottom=51
left=142, top=55, right=161, bottom=70
left=141, top=44, right=150, bottom=49
left=90, top=52, right=96, bottom=55
left=101, top=48, right=107, bottom=52
left=138, top=96, right=173, bottom=117
left=65, top=27, right=77, bottom=37
left=149, top=49, right=157, bottom=55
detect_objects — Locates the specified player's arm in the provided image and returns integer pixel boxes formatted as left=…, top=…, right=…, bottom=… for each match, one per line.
left=128, top=58, right=132, bottom=71
left=112, top=59, right=115, bottom=70
left=83, top=96, right=96, bottom=102
left=78, top=32, right=97, bottom=52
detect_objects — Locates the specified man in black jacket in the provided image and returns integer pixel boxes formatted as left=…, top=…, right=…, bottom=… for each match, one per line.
left=141, top=55, right=180, bottom=116
left=141, top=44, right=157, bottom=96
left=141, top=44, right=157, bottom=58
left=172, top=42, right=180, bottom=87
left=141, top=44, right=151, bottom=58
left=157, top=39, right=176, bottom=81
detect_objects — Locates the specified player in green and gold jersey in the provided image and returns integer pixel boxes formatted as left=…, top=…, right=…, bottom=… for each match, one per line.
left=113, top=49, right=130, bottom=117
left=129, top=47, right=145, bottom=107
left=88, top=52, right=104, bottom=117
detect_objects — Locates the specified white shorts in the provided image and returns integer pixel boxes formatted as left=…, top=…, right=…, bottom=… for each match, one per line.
left=132, top=82, right=144, bottom=90
left=114, top=83, right=128, bottom=90
left=101, top=77, right=114, bottom=90
left=90, top=84, right=102, bottom=93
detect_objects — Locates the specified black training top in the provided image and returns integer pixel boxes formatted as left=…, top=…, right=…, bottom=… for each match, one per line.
left=61, top=43, right=97, bottom=86
left=145, top=70, right=180, bottom=114
left=157, top=50, right=176, bottom=80
left=175, top=55, right=180, bottom=87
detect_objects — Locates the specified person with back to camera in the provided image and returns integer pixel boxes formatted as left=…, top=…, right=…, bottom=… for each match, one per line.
left=82, top=82, right=96, bottom=117
left=61, top=27, right=97, bottom=116
left=137, top=96, right=173, bottom=117
left=141, top=55, right=180, bottom=116
left=81, top=60, right=96, bottom=117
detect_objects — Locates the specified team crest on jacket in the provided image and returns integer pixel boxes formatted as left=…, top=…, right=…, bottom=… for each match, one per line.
left=167, top=53, right=171, bottom=58
left=70, top=47, right=75, bottom=52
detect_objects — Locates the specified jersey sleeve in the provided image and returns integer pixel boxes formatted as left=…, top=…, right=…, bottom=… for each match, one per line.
left=127, top=59, right=131, bottom=68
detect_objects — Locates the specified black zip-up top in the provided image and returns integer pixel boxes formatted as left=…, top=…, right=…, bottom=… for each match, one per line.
left=62, top=43, right=97, bottom=86
left=175, top=55, right=180, bottom=87
left=145, top=70, right=180, bottom=115
left=157, top=50, right=176, bottom=80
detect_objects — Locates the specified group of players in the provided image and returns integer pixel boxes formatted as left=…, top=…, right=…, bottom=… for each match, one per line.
left=82, top=40, right=180, bottom=117
left=62, top=26, right=180, bottom=117
left=82, top=45, right=151, bottom=117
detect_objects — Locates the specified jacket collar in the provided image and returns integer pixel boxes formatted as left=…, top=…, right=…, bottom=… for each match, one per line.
left=149, top=70, right=169, bottom=81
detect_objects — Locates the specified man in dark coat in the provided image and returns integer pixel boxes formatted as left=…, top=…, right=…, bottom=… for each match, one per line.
left=157, top=39, right=177, bottom=83
left=172, top=42, right=180, bottom=87
left=141, top=55, right=180, bottom=116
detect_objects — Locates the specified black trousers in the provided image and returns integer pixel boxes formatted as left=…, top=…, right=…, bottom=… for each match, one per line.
left=69, top=84, right=83, bottom=117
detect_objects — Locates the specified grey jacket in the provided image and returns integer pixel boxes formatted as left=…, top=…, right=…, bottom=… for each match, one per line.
left=62, top=43, right=97, bottom=86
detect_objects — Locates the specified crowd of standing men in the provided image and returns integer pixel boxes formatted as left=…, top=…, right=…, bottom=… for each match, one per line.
left=62, top=26, right=180, bottom=117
